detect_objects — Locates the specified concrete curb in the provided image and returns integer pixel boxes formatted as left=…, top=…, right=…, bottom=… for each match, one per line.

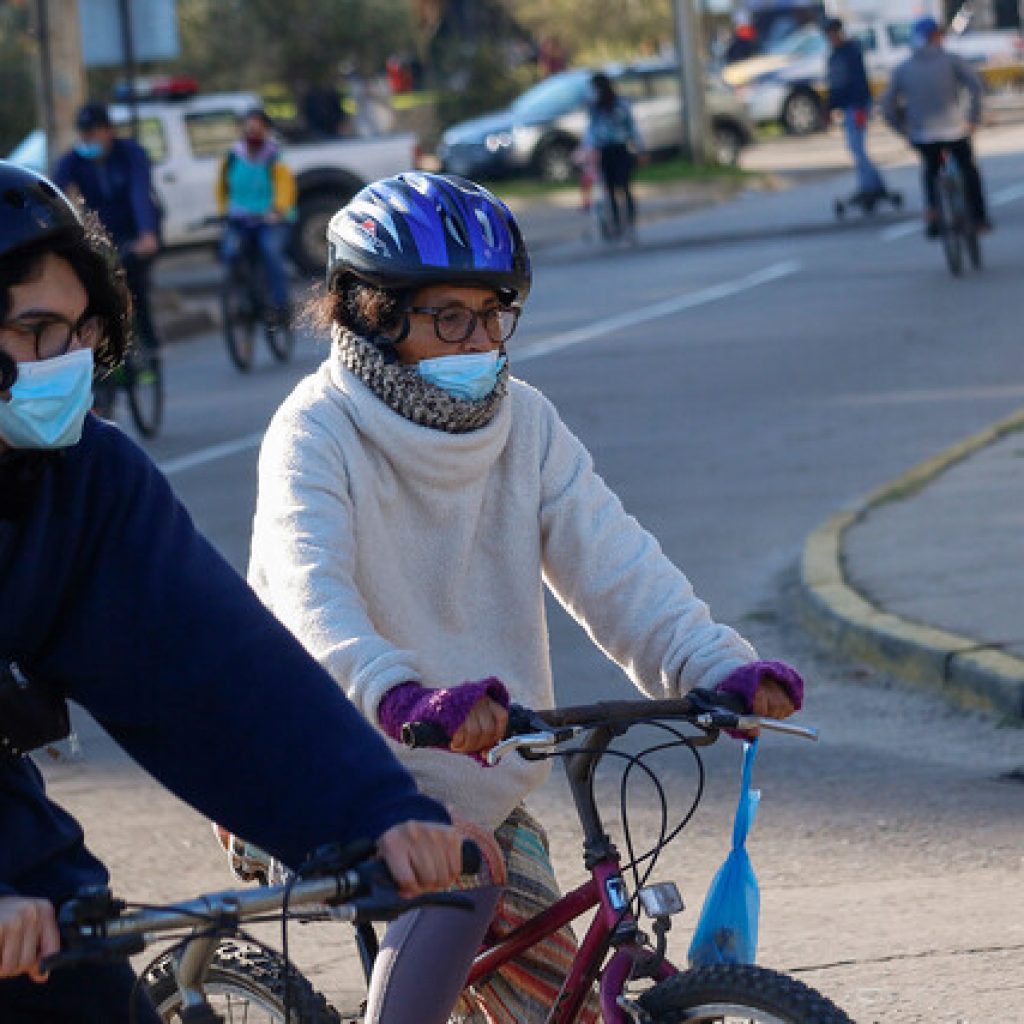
left=796, top=408, right=1024, bottom=720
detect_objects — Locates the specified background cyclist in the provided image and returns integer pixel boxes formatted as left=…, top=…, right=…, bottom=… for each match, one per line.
left=216, top=108, right=297, bottom=326
left=53, top=102, right=162, bottom=353
left=0, top=162, right=463, bottom=1022
left=247, top=171, right=804, bottom=1024
left=881, top=15, right=989, bottom=237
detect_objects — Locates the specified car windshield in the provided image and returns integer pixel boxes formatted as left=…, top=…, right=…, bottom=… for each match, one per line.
left=511, top=71, right=591, bottom=120
left=768, top=28, right=828, bottom=58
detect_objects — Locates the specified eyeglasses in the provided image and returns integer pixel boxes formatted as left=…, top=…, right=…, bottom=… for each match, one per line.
left=406, top=304, right=521, bottom=345
left=0, top=312, right=103, bottom=361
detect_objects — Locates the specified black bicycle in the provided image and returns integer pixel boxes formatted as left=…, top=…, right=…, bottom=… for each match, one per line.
left=132, top=690, right=851, bottom=1024
left=46, top=842, right=480, bottom=1024
left=935, top=148, right=981, bottom=277
left=220, top=220, right=296, bottom=373
left=92, top=338, right=164, bottom=439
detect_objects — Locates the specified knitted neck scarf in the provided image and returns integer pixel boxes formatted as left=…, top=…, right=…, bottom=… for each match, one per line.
left=331, top=326, right=508, bottom=434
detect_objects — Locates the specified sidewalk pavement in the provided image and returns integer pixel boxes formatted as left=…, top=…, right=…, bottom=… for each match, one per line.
left=797, top=409, right=1024, bottom=721
left=150, top=151, right=1024, bottom=722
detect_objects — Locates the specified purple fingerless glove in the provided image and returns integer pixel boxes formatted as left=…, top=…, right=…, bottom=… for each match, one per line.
left=377, top=677, right=511, bottom=745
left=715, top=659, right=805, bottom=714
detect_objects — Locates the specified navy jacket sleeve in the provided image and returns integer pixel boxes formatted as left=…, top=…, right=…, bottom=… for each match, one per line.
left=125, top=142, right=159, bottom=237
left=4, top=418, right=448, bottom=872
left=828, top=42, right=872, bottom=111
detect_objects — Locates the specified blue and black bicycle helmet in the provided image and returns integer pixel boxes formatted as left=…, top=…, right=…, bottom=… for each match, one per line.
left=0, top=161, right=82, bottom=262
left=326, top=172, right=532, bottom=305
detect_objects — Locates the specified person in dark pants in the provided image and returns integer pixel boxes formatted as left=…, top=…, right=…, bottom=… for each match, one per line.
left=584, top=73, right=644, bottom=243
left=52, top=103, right=161, bottom=351
left=825, top=17, right=887, bottom=202
left=0, top=161, right=464, bottom=1024
left=882, top=16, right=989, bottom=237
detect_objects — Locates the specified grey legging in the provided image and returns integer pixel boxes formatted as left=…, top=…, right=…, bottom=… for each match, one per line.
left=365, top=885, right=501, bottom=1024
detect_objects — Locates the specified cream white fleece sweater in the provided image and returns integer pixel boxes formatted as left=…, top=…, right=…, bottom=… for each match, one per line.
left=249, top=349, right=757, bottom=830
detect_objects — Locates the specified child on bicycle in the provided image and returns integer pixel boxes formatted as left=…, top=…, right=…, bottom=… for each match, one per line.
left=0, top=161, right=463, bottom=1023
left=247, top=171, right=804, bottom=1024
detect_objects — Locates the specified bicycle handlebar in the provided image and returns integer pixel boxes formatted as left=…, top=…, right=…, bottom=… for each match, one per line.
left=401, top=689, right=819, bottom=754
left=42, top=841, right=481, bottom=974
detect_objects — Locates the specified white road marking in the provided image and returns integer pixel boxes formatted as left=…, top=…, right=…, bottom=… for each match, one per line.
left=160, top=431, right=265, bottom=478
left=158, top=260, right=803, bottom=476
left=881, top=222, right=921, bottom=242
left=990, top=182, right=1024, bottom=207
left=514, top=260, right=803, bottom=363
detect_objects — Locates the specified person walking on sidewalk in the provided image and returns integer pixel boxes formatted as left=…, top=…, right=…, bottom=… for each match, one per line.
left=585, top=73, right=644, bottom=243
left=882, top=16, right=990, bottom=237
left=825, top=17, right=888, bottom=204
left=53, top=102, right=162, bottom=352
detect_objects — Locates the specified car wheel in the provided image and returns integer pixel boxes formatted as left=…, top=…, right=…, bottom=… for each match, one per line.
left=537, top=139, right=576, bottom=183
left=781, top=89, right=823, bottom=136
left=711, top=122, right=745, bottom=166
left=291, top=190, right=357, bottom=276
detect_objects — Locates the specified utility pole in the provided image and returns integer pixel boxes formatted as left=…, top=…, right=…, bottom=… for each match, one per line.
left=33, top=0, right=87, bottom=169
left=671, top=0, right=711, bottom=164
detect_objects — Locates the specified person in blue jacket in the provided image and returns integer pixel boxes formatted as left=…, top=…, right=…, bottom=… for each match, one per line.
left=825, top=17, right=888, bottom=202
left=52, top=103, right=162, bottom=353
left=0, top=161, right=464, bottom=1023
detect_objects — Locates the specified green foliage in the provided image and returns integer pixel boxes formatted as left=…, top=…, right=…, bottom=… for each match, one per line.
left=0, top=4, right=38, bottom=155
left=175, top=0, right=415, bottom=93
left=513, top=0, right=673, bottom=64
left=433, top=43, right=534, bottom=130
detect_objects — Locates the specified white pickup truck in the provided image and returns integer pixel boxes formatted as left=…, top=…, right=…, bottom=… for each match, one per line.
left=8, top=91, right=419, bottom=274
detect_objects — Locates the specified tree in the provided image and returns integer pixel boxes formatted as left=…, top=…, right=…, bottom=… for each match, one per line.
left=0, top=1, right=36, bottom=154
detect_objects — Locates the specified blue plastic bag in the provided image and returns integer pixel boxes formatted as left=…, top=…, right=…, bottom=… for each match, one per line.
left=687, top=739, right=761, bottom=967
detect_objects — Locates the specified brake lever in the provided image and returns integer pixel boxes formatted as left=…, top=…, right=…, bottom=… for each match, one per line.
left=486, top=726, right=583, bottom=766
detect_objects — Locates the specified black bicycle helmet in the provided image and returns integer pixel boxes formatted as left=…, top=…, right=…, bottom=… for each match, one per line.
left=0, top=161, right=82, bottom=261
left=326, top=172, right=532, bottom=305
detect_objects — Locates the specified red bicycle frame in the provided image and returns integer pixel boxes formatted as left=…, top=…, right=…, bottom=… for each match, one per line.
left=466, top=854, right=678, bottom=1024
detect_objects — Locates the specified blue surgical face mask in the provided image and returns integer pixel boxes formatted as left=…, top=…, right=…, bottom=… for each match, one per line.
left=75, top=141, right=103, bottom=159
left=0, top=348, right=95, bottom=449
left=416, top=351, right=506, bottom=402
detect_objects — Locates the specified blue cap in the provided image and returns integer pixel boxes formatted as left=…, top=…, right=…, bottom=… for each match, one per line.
left=911, top=16, right=940, bottom=43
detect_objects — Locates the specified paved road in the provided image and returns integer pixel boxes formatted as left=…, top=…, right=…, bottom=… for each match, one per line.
left=45, top=124, right=1024, bottom=1021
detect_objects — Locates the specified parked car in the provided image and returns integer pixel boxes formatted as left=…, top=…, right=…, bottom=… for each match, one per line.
left=727, top=20, right=1024, bottom=135
left=6, top=90, right=421, bottom=274
left=437, top=60, right=756, bottom=182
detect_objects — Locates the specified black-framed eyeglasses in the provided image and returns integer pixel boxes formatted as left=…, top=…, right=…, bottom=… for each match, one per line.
left=0, top=311, right=103, bottom=361
left=405, top=304, right=521, bottom=345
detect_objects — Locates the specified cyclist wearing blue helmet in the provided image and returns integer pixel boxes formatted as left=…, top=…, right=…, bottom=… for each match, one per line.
left=882, top=15, right=990, bottom=236
left=0, top=162, right=464, bottom=1021
left=248, top=171, right=806, bottom=1024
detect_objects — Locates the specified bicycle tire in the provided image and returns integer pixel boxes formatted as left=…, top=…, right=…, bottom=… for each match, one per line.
left=937, top=177, right=962, bottom=277
left=126, top=348, right=164, bottom=438
left=264, top=316, right=296, bottom=363
left=143, top=938, right=347, bottom=1024
left=965, top=225, right=982, bottom=270
left=221, top=277, right=257, bottom=372
left=638, top=964, right=855, bottom=1024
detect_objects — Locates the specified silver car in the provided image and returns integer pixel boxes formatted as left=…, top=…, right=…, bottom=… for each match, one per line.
left=438, top=59, right=756, bottom=182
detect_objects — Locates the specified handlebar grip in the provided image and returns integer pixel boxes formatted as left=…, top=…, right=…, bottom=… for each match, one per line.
left=41, top=934, right=146, bottom=974
left=401, top=720, right=450, bottom=749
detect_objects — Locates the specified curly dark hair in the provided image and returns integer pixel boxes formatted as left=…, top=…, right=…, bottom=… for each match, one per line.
left=303, top=276, right=415, bottom=346
left=0, top=209, right=132, bottom=372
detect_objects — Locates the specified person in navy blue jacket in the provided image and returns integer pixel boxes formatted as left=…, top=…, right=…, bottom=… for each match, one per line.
left=825, top=18, right=888, bottom=201
left=52, top=103, right=162, bottom=354
left=0, top=161, right=463, bottom=1023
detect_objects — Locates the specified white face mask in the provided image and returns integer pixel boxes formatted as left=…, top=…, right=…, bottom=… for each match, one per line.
left=416, top=351, right=506, bottom=402
left=0, top=348, right=94, bottom=449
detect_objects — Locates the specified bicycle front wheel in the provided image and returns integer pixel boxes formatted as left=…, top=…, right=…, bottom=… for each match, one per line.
left=638, top=964, right=855, bottom=1024
left=264, top=316, right=296, bottom=363
left=143, top=939, right=345, bottom=1024
left=221, top=278, right=257, bottom=372
left=126, top=347, right=164, bottom=438
left=938, top=177, right=963, bottom=277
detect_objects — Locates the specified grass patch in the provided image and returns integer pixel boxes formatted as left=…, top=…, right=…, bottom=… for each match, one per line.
left=484, top=156, right=755, bottom=202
